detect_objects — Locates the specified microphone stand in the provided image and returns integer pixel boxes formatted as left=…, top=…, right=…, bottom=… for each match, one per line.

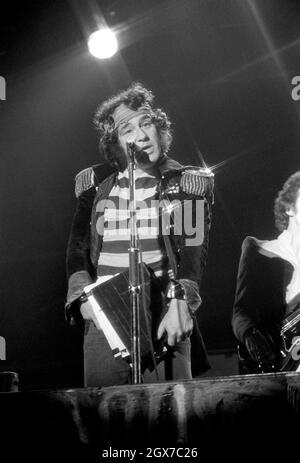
left=127, top=142, right=142, bottom=384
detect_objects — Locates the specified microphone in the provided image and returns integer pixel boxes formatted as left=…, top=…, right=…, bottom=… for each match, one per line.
left=126, top=142, right=149, bottom=164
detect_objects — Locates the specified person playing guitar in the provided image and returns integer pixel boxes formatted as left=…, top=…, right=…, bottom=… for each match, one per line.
left=232, top=171, right=300, bottom=374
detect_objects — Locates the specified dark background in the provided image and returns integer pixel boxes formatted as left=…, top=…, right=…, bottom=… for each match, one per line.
left=0, top=0, right=299, bottom=389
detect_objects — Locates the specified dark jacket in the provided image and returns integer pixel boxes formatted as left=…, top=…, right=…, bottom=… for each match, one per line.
left=232, top=236, right=294, bottom=359
left=66, top=156, right=214, bottom=375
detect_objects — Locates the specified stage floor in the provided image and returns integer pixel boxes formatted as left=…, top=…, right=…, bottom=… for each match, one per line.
left=0, top=372, right=299, bottom=461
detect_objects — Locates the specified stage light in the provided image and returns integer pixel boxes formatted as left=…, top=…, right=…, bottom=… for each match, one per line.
left=88, top=28, right=118, bottom=59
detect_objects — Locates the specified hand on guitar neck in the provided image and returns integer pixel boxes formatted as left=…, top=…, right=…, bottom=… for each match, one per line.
left=243, top=327, right=276, bottom=373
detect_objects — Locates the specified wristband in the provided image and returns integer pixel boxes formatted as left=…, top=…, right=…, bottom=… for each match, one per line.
left=166, top=280, right=187, bottom=301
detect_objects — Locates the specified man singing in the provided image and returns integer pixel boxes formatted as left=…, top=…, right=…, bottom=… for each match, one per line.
left=65, top=83, right=214, bottom=387
left=232, top=171, right=300, bottom=373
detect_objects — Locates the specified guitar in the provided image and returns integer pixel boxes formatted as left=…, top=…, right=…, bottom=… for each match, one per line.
left=238, top=306, right=300, bottom=374
left=279, top=306, right=300, bottom=371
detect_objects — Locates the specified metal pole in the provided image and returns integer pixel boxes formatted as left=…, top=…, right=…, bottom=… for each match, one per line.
left=127, top=142, right=142, bottom=384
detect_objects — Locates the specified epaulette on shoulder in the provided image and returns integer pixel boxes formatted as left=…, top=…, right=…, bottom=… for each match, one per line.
left=74, top=166, right=95, bottom=198
left=180, top=167, right=214, bottom=197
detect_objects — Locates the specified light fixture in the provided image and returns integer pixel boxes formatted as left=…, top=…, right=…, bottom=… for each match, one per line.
left=88, top=28, right=118, bottom=59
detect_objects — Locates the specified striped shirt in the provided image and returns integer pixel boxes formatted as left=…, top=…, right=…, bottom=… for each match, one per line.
left=96, top=169, right=168, bottom=281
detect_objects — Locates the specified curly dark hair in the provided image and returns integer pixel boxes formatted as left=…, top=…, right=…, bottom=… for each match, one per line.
left=274, top=171, right=300, bottom=231
left=93, top=82, right=172, bottom=170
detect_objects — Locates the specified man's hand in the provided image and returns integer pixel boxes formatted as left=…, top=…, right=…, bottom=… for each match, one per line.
left=244, top=328, right=276, bottom=372
left=80, top=300, right=95, bottom=321
left=157, top=299, right=193, bottom=347
left=80, top=300, right=102, bottom=331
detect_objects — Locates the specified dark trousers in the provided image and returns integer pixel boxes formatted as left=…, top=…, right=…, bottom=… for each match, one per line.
left=83, top=321, right=192, bottom=387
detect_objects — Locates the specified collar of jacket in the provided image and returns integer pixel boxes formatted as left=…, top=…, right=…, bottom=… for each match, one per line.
left=92, top=155, right=184, bottom=186
left=156, top=155, right=183, bottom=177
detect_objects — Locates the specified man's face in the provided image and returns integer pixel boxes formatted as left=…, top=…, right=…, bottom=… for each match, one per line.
left=293, top=190, right=300, bottom=225
left=117, top=112, right=162, bottom=170
left=287, top=189, right=300, bottom=227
